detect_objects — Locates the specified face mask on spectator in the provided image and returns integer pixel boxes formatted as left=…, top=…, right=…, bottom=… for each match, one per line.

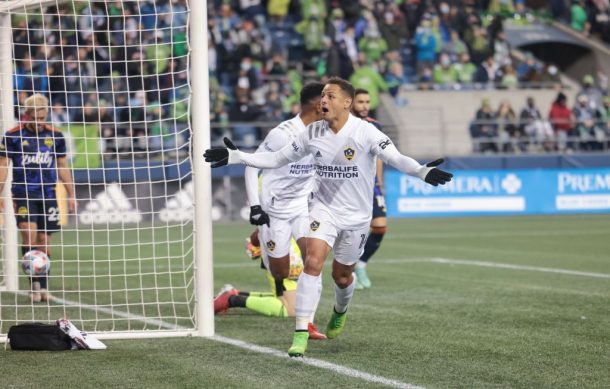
left=241, top=62, right=251, bottom=71
left=238, top=76, right=249, bottom=89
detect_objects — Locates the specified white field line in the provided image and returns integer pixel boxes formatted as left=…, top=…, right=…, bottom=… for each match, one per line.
left=212, top=335, right=423, bottom=389
left=216, top=257, right=610, bottom=279
left=376, top=258, right=610, bottom=279
left=7, top=292, right=421, bottom=389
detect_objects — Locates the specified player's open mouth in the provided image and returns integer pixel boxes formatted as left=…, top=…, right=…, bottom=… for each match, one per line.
left=322, top=107, right=329, bottom=113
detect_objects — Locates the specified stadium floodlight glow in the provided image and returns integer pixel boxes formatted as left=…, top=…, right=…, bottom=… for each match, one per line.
left=0, top=0, right=214, bottom=341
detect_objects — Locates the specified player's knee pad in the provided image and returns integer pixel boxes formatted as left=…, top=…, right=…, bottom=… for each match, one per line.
left=371, top=226, right=387, bottom=236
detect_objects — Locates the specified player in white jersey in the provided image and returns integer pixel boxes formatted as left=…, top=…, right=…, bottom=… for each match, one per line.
left=245, top=82, right=324, bottom=290
left=244, top=82, right=327, bottom=340
left=204, top=77, right=453, bottom=357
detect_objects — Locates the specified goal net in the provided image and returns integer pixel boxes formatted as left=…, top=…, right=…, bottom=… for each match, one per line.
left=0, top=0, right=207, bottom=340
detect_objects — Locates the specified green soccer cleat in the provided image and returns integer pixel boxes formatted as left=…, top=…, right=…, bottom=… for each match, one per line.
left=326, top=308, right=347, bottom=339
left=288, top=331, right=309, bottom=357
left=354, top=267, right=371, bottom=289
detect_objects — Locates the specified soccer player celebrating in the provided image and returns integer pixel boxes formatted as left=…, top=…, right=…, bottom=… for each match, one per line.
left=0, top=94, right=77, bottom=302
left=351, top=88, right=386, bottom=289
left=205, top=77, right=452, bottom=357
left=244, top=82, right=324, bottom=300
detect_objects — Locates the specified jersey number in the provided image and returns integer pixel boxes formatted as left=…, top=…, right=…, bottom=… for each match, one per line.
left=48, top=206, right=60, bottom=222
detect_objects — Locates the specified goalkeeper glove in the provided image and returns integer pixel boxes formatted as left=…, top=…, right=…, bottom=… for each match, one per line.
left=419, top=159, right=453, bottom=186
left=203, top=137, right=240, bottom=168
left=249, top=205, right=270, bottom=226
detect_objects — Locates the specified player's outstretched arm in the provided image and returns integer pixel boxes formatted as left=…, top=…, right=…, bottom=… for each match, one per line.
left=376, top=140, right=453, bottom=186
left=204, top=137, right=303, bottom=169
left=417, top=159, right=453, bottom=186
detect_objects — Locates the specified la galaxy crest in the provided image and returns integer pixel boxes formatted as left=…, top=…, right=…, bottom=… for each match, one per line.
left=344, top=147, right=355, bottom=161
left=310, top=220, right=320, bottom=232
left=44, top=137, right=53, bottom=148
left=266, top=240, right=276, bottom=252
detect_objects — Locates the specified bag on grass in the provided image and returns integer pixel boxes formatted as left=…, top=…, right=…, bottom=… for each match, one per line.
left=7, top=322, right=72, bottom=351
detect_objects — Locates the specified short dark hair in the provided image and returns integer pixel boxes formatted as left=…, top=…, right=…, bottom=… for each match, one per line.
left=354, top=88, right=369, bottom=96
left=300, top=81, right=325, bottom=107
left=326, top=76, right=355, bottom=100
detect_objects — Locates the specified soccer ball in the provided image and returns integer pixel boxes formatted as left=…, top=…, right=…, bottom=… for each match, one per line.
left=21, top=250, right=51, bottom=276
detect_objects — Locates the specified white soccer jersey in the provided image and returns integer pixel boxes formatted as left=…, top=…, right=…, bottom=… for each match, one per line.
left=297, top=114, right=384, bottom=229
left=239, top=114, right=425, bottom=230
left=248, top=116, right=315, bottom=218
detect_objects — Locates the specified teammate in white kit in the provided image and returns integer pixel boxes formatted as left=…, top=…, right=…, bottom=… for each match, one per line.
left=204, top=77, right=453, bottom=357
left=244, top=81, right=327, bottom=340
left=245, top=82, right=323, bottom=291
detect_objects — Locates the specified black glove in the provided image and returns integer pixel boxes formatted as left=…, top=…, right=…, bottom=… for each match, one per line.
left=203, top=137, right=238, bottom=168
left=423, top=159, right=453, bottom=186
left=249, top=205, right=270, bottom=226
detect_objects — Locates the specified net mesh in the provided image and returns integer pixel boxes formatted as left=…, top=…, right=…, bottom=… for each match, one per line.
left=0, top=0, right=195, bottom=336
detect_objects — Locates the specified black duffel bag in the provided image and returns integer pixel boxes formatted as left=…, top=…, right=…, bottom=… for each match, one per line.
left=7, top=322, right=72, bottom=351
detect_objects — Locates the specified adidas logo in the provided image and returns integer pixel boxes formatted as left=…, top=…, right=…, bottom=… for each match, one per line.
left=315, top=151, right=322, bottom=158
left=159, top=181, right=194, bottom=222
left=79, top=183, right=142, bottom=224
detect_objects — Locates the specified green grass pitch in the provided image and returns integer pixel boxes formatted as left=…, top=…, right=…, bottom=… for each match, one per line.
left=1, top=214, right=609, bottom=388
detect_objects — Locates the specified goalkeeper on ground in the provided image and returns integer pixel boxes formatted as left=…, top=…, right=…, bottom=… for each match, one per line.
left=213, top=230, right=327, bottom=340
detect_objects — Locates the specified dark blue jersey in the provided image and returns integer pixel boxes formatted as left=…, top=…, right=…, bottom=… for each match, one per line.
left=0, top=124, right=66, bottom=199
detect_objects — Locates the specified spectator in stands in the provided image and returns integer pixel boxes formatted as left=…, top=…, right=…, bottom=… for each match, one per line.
left=295, top=0, right=327, bottom=56
left=500, top=64, right=518, bottom=89
left=520, top=97, right=555, bottom=152
left=516, top=52, right=543, bottom=85
left=415, top=18, right=437, bottom=77
left=573, top=94, right=602, bottom=150
left=14, top=55, right=48, bottom=107
left=433, top=53, right=458, bottom=89
left=493, top=31, right=511, bottom=66
left=475, top=55, right=501, bottom=86
left=577, top=74, right=604, bottom=110
left=549, top=92, right=576, bottom=152
left=148, top=102, right=177, bottom=156
left=378, top=4, right=408, bottom=54
left=328, top=8, right=348, bottom=44
left=229, top=93, right=262, bottom=148
left=455, top=52, right=477, bottom=86
left=358, top=28, right=388, bottom=64
left=570, top=0, right=591, bottom=35
left=470, top=97, right=499, bottom=153
left=496, top=100, right=523, bottom=153
left=445, top=30, right=467, bottom=62
left=385, top=60, right=409, bottom=106
left=540, top=64, right=562, bottom=88
left=267, top=0, right=291, bottom=24
left=349, top=55, right=388, bottom=116
left=467, top=25, right=491, bottom=65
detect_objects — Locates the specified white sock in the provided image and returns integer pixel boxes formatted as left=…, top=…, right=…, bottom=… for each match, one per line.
left=334, top=276, right=355, bottom=314
left=295, top=272, right=322, bottom=331
left=356, top=260, right=367, bottom=269
left=308, top=273, right=322, bottom=324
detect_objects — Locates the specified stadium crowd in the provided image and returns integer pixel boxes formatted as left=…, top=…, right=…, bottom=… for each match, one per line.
left=12, top=1, right=190, bottom=158
left=470, top=74, right=610, bottom=153
left=10, top=0, right=610, bottom=156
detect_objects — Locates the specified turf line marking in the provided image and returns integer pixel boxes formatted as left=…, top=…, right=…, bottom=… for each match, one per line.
left=376, top=258, right=610, bottom=279
left=12, top=292, right=422, bottom=389
left=212, top=335, right=423, bottom=389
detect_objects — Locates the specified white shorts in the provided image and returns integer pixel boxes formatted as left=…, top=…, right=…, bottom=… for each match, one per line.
left=307, top=203, right=370, bottom=266
left=259, top=214, right=309, bottom=259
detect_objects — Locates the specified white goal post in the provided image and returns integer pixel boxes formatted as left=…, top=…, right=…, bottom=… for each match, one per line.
left=0, top=0, right=214, bottom=341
